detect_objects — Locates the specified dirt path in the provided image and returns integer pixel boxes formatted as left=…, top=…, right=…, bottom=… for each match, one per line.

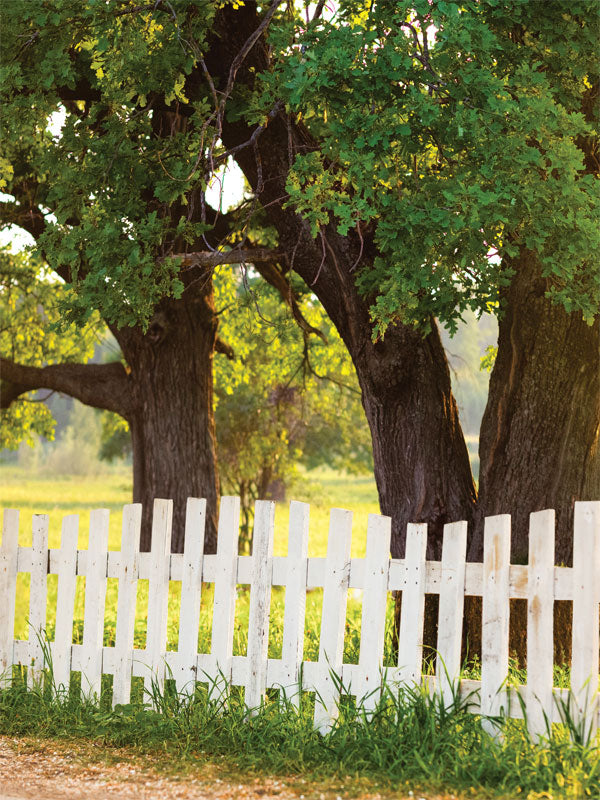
left=0, top=737, right=457, bottom=800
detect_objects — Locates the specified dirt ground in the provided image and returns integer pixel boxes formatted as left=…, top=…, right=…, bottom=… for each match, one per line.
left=0, top=737, right=462, bottom=800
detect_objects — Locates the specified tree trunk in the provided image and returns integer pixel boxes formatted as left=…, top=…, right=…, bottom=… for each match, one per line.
left=113, top=282, right=221, bottom=553
left=474, top=252, right=600, bottom=563
left=471, top=251, right=600, bottom=664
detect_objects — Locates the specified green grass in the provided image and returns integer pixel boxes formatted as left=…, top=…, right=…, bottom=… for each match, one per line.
left=0, top=664, right=598, bottom=800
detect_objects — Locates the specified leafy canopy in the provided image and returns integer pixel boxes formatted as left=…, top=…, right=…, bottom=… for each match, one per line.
left=261, top=0, right=599, bottom=333
left=1, top=0, right=597, bottom=339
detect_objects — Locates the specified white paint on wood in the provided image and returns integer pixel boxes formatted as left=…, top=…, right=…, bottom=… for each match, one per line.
left=356, top=514, right=391, bottom=712
left=29, top=515, right=49, bottom=683
left=397, top=524, right=427, bottom=686
left=175, top=498, right=206, bottom=694
left=0, top=509, right=19, bottom=685
left=314, top=508, right=352, bottom=733
left=112, top=504, right=142, bottom=707
left=481, top=514, right=511, bottom=735
left=144, top=499, right=173, bottom=699
left=571, top=501, right=600, bottom=738
left=52, top=515, right=79, bottom=693
left=245, top=501, right=275, bottom=712
left=279, top=501, right=309, bottom=706
left=80, top=509, right=109, bottom=699
left=526, top=509, right=555, bottom=741
left=436, top=521, right=468, bottom=706
left=210, top=496, right=240, bottom=691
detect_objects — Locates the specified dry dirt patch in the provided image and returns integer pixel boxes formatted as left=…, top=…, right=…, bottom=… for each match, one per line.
left=0, top=736, right=462, bottom=800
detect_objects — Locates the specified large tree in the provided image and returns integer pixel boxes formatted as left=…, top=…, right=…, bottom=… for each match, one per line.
left=2, top=0, right=598, bottom=596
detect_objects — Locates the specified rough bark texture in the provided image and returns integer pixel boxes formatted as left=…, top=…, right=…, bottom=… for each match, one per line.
left=113, top=281, right=220, bottom=553
left=474, top=253, right=600, bottom=565
left=465, top=253, right=600, bottom=665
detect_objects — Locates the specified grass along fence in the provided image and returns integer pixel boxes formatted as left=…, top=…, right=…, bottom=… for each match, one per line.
left=1, top=497, right=599, bottom=741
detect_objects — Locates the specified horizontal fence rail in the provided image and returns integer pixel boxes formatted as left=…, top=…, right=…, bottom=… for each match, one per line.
left=1, top=498, right=599, bottom=739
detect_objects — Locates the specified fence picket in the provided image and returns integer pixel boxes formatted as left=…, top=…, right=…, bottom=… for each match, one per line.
left=245, top=501, right=275, bottom=711
left=174, top=498, right=206, bottom=694
left=526, top=509, right=555, bottom=740
left=356, top=513, right=391, bottom=712
left=280, top=501, right=309, bottom=706
left=481, top=515, right=511, bottom=735
left=29, top=514, right=49, bottom=683
left=52, top=515, right=79, bottom=693
left=0, top=509, right=19, bottom=686
left=80, top=509, right=109, bottom=699
left=210, top=496, right=241, bottom=690
left=112, top=504, right=142, bottom=707
left=314, top=508, right=352, bottom=733
left=145, top=499, right=173, bottom=699
left=397, top=523, right=427, bottom=686
left=436, top=521, right=468, bottom=706
left=571, top=501, right=600, bottom=738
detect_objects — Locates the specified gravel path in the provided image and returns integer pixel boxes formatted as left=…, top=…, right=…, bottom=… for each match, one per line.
left=0, top=737, right=458, bottom=800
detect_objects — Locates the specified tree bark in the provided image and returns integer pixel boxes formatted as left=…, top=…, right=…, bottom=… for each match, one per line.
left=474, top=252, right=600, bottom=565
left=113, top=280, right=221, bottom=554
left=470, top=252, right=600, bottom=664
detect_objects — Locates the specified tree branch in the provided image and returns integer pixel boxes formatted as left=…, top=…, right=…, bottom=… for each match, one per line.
left=0, top=200, right=47, bottom=241
left=0, top=359, right=133, bottom=418
left=252, top=260, right=328, bottom=343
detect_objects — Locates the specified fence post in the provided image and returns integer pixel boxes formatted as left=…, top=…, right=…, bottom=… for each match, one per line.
left=52, top=514, right=79, bottom=694
left=526, top=509, right=555, bottom=741
left=356, top=513, right=391, bottom=712
left=210, top=496, right=241, bottom=693
left=280, top=500, right=309, bottom=707
left=29, top=514, right=49, bottom=684
left=175, top=498, right=206, bottom=695
left=436, top=521, right=468, bottom=707
left=571, top=501, right=600, bottom=739
left=81, top=509, right=109, bottom=699
left=112, top=504, right=142, bottom=707
left=245, top=500, right=275, bottom=712
left=314, top=508, right=352, bottom=733
left=0, top=509, right=19, bottom=687
left=481, top=514, right=511, bottom=736
left=144, top=499, right=173, bottom=700
left=397, top=523, right=427, bottom=687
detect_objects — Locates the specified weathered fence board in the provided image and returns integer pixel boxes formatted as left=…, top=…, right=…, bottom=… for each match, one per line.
left=526, top=509, right=555, bottom=741
left=1, top=498, right=599, bottom=737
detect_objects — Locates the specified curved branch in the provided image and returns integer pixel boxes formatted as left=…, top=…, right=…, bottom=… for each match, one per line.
left=252, top=260, right=328, bottom=343
left=0, top=358, right=133, bottom=418
left=0, top=201, right=47, bottom=241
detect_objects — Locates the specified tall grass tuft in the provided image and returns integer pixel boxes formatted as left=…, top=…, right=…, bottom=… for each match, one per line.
left=1, top=659, right=597, bottom=799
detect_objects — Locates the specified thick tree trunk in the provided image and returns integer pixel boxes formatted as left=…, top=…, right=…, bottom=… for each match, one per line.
left=113, top=282, right=221, bottom=553
left=469, top=252, right=600, bottom=664
left=474, top=253, right=600, bottom=564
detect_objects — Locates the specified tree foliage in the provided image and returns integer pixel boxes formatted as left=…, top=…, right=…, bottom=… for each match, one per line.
left=261, top=0, right=598, bottom=335
left=0, top=251, right=99, bottom=448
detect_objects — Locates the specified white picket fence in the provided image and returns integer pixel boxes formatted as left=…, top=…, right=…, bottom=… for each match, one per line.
left=1, top=498, right=599, bottom=739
